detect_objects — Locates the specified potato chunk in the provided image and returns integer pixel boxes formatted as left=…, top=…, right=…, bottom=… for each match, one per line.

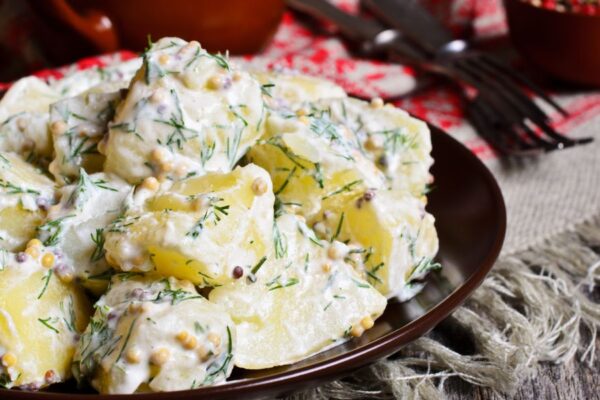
left=253, top=70, right=347, bottom=107
left=37, top=170, right=131, bottom=295
left=0, top=244, right=91, bottom=389
left=209, top=213, right=386, bottom=369
left=73, top=274, right=235, bottom=394
left=296, top=98, right=433, bottom=198
left=0, top=152, right=56, bottom=252
left=246, top=109, right=387, bottom=221
left=48, top=91, right=122, bottom=184
left=102, top=38, right=265, bottom=184
left=0, top=77, right=59, bottom=163
left=317, top=189, right=439, bottom=298
left=104, top=164, right=274, bottom=287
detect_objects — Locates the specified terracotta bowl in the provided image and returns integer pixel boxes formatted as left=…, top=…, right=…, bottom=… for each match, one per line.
left=504, top=0, right=600, bottom=87
left=29, top=0, right=285, bottom=55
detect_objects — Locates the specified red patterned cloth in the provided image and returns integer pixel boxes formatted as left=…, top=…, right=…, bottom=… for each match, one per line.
left=2, top=0, right=600, bottom=162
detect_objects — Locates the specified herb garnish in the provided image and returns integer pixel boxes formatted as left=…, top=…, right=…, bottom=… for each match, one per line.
left=322, top=180, right=362, bottom=200
left=90, top=228, right=106, bottom=262
left=38, top=317, right=60, bottom=334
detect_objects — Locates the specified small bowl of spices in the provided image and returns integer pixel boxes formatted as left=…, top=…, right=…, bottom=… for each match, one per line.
left=504, top=0, right=600, bottom=86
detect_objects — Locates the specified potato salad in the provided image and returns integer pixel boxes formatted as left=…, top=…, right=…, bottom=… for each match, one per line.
left=0, top=37, right=439, bottom=394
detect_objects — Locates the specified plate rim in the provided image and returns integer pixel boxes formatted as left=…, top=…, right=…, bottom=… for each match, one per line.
left=1, top=124, right=506, bottom=399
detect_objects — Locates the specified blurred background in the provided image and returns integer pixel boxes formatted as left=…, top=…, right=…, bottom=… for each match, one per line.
left=0, top=0, right=506, bottom=82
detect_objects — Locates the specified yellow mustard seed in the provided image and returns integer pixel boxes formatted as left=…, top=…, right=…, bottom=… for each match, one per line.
left=360, top=316, right=374, bottom=330
left=296, top=107, right=309, bottom=117
left=207, top=75, right=224, bottom=90
left=41, top=252, right=55, bottom=269
left=50, top=120, right=67, bottom=135
left=158, top=54, right=170, bottom=65
left=125, top=347, right=141, bottom=364
left=161, top=162, right=174, bottom=173
left=298, top=115, right=310, bottom=125
left=1, top=352, right=17, bottom=368
left=183, top=335, right=198, bottom=350
left=174, top=165, right=188, bottom=178
left=27, top=239, right=42, bottom=249
left=327, top=245, right=343, bottom=260
left=370, top=97, right=384, bottom=109
left=141, top=177, right=159, bottom=191
left=350, top=325, right=364, bottom=338
left=150, top=147, right=166, bottom=163
left=176, top=331, right=190, bottom=343
left=251, top=178, right=268, bottom=196
left=58, top=272, right=74, bottom=284
left=197, top=345, right=210, bottom=362
left=150, top=348, right=170, bottom=366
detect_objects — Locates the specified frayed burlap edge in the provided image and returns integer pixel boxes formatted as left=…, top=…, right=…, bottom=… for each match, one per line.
left=286, top=215, right=600, bottom=400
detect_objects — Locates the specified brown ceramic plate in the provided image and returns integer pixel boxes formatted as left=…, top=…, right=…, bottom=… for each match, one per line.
left=2, top=124, right=506, bottom=400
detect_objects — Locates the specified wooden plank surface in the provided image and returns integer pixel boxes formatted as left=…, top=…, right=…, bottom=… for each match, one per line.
left=446, top=344, right=600, bottom=400
left=446, top=289, right=599, bottom=400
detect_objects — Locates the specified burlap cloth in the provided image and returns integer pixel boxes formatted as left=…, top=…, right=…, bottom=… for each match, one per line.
left=2, top=0, right=598, bottom=397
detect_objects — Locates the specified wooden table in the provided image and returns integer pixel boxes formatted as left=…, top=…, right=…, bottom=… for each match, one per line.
left=447, top=290, right=600, bottom=400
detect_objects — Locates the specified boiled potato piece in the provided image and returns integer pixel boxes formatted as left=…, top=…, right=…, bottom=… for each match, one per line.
left=48, top=91, right=122, bottom=184
left=73, top=274, right=235, bottom=394
left=0, top=244, right=91, bottom=389
left=104, top=164, right=274, bottom=287
left=50, top=58, right=142, bottom=98
left=317, top=189, right=439, bottom=299
left=246, top=109, right=387, bottom=221
left=253, top=70, right=347, bottom=107
left=37, top=170, right=131, bottom=295
left=209, top=213, right=386, bottom=369
left=0, top=77, right=59, bottom=123
left=0, top=112, right=52, bottom=165
left=0, top=152, right=56, bottom=252
left=102, top=38, right=265, bottom=184
left=298, top=98, right=433, bottom=198
left=0, top=77, right=59, bottom=162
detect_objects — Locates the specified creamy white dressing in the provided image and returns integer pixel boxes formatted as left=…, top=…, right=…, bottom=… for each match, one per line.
left=73, top=275, right=235, bottom=394
left=49, top=91, right=122, bottom=183
left=103, top=38, right=265, bottom=184
left=38, top=171, right=131, bottom=291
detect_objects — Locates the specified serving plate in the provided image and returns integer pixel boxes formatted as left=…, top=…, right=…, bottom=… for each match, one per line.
left=2, top=124, right=506, bottom=400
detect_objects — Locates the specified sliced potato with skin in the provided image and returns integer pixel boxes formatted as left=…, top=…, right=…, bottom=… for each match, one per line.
left=37, top=170, right=131, bottom=295
left=48, top=91, right=122, bottom=185
left=209, top=213, right=387, bottom=369
left=246, top=109, right=387, bottom=222
left=102, top=37, right=265, bottom=184
left=73, top=274, right=235, bottom=394
left=104, top=164, right=274, bottom=287
left=0, top=244, right=91, bottom=390
left=0, top=152, right=56, bottom=252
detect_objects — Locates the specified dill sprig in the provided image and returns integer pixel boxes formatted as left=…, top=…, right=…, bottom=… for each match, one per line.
left=322, top=180, right=362, bottom=200
left=90, top=228, right=106, bottom=262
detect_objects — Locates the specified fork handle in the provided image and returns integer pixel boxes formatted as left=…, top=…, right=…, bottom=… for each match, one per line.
left=362, top=0, right=453, bottom=55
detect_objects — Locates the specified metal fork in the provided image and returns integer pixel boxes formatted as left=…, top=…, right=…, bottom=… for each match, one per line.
left=362, top=0, right=593, bottom=152
left=287, top=0, right=593, bottom=155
